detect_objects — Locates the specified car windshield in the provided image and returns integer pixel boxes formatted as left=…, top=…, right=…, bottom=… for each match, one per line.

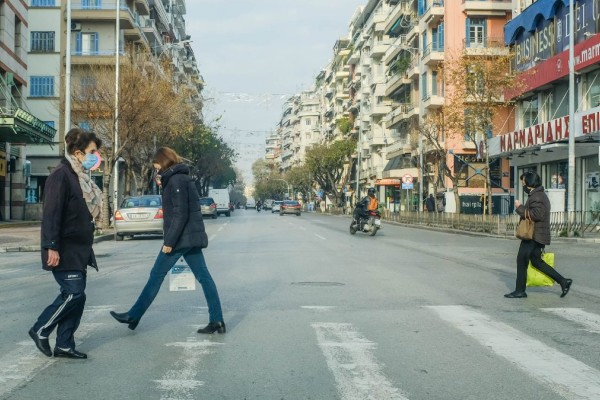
left=199, top=198, right=215, bottom=205
left=274, top=201, right=282, bottom=205
left=120, top=196, right=162, bottom=208
left=284, top=201, right=299, bottom=206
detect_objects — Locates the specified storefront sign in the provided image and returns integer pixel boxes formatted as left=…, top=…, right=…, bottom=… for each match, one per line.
left=490, top=105, right=600, bottom=156
left=375, top=178, right=401, bottom=185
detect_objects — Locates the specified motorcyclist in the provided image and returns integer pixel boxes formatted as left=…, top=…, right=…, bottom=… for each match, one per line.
left=256, top=200, right=262, bottom=211
left=354, top=187, right=378, bottom=222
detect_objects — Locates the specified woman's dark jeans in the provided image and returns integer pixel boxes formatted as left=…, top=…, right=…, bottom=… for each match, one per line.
left=128, top=247, right=223, bottom=322
left=516, top=240, right=565, bottom=292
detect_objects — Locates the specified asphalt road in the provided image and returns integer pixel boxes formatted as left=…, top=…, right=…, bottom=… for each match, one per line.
left=1, top=210, right=599, bottom=400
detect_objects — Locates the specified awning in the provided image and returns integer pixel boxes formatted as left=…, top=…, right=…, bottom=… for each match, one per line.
left=0, top=108, right=55, bottom=144
left=375, top=178, right=401, bottom=186
left=504, top=0, right=569, bottom=45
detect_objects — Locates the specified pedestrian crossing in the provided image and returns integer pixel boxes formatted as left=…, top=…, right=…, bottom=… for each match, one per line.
left=2, top=305, right=600, bottom=399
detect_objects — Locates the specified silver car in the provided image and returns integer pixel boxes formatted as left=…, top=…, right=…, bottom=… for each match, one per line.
left=114, top=195, right=163, bottom=241
left=271, top=201, right=283, bottom=213
left=199, top=197, right=218, bottom=219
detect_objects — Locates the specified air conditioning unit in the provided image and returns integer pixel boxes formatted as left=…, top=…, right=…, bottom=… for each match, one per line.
left=71, top=22, right=82, bottom=31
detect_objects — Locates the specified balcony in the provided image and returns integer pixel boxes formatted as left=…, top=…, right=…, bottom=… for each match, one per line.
left=386, top=103, right=418, bottom=128
left=461, top=0, right=512, bottom=15
left=124, top=24, right=143, bottom=41
left=71, top=3, right=136, bottom=29
left=148, top=0, right=169, bottom=26
left=463, top=37, right=509, bottom=56
left=386, top=73, right=412, bottom=96
left=335, top=70, right=350, bottom=80
left=70, top=50, right=127, bottom=66
left=384, top=34, right=418, bottom=65
left=134, top=0, right=150, bottom=15
left=421, top=43, right=444, bottom=65
left=384, top=1, right=416, bottom=34
left=142, top=18, right=162, bottom=49
left=371, top=102, right=393, bottom=117
left=371, top=40, right=392, bottom=58
left=422, top=0, right=444, bottom=26
left=422, top=92, right=444, bottom=109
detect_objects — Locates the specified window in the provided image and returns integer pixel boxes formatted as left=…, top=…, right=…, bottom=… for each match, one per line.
left=79, top=121, right=91, bottom=131
left=522, top=96, right=538, bottom=128
left=588, top=71, right=600, bottom=108
left=82, top=0, right=102, bottom=10
left=432, top=23, right=444, bottom=51
left=31, top=0, right=55, bottom=5
left=76, top=32, right=99, bottom=55
left=30, top=76, right=55, bottom=97
left=31, top=32, right=55, bottom=52
left=421, top=32, right=427, bottom=53
left=305, top=119, right=311, bottom=126
left=432, top=71, right=438, bottom=95
left=421, top=72, right=428, bottom=100
left=15, top=17, right=22, bottom=53
left=466, top=18, right=486, bottom=48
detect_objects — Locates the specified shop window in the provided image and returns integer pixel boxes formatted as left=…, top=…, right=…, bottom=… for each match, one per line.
left=584, top=157, right=600, bottom=219
left=588, top=70, right=600, bottom=108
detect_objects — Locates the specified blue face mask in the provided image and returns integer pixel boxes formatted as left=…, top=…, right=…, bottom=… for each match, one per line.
left=82, top=153, right=99, bottom=170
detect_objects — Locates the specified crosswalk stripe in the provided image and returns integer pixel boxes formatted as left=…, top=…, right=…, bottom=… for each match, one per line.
left=428, top=305, right=600, bottom=399
left=154, top=338, right=223, bottom=399
left=0, top=306, right=110, bottom=398
left=541, top=308, right=600, bottom=333
left=312, top=322, right=408, bottom=400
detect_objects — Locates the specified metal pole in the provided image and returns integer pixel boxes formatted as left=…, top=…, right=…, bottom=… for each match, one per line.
left=419, top=133, right=423, bottom=214
left=356, top=129, right=362, bottom=203
left=567, top=0, right=576, bottom=213
left=64, top=0, right=72, bottom=152
left=113, top=0, right=121, bottom=218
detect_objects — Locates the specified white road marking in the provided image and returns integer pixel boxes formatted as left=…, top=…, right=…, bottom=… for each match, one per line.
left=312, top=322, right=408, bottom=400
left=0, top=306, right=110, bottom=397
left=542, top=308, right=600, bottom=333
left=209, top=234, right=216, bottom=241
left=428, top=305, right=600, bottom=400
left=154, top=338, right=224, bottom=399
left=0, top=268, right=20, bottom=275
left=315, top=234, right=326, bottom=241
left=217, top=226, right=224, bottom=232
left=301, top=306, right=336, bottom=311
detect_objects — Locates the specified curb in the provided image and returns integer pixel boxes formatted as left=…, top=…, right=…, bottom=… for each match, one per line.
left=0, top=221, right=41, bottom=229
left=0, top=233, right=115, bottom=253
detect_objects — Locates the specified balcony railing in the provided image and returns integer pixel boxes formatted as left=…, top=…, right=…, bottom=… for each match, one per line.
left=422, top=43, right=444, bottom=58
left=463, top=36, right=505, bottom=49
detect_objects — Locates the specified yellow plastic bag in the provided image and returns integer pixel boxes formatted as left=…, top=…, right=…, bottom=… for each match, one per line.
left=526, top=252, right=555, bottom=287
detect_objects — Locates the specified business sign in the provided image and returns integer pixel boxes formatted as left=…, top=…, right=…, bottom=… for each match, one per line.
left=489, top=105, right=600, bottom=155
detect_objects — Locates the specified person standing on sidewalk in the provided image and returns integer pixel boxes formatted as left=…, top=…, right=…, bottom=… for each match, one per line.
left=110, top=147, right=225, bottom=334
left=504, top=171, right=573, bottom=299
left=29, top=128, right=102, bottom=359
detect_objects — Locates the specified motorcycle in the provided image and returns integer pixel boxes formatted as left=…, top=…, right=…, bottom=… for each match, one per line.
left=256, top=204, right=261, bottom=212
left=349, top=209, right=381, bottom=236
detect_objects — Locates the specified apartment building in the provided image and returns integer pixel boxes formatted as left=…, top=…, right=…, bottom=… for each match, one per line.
left=489, top=0, right=600, bottom=214
left=0, top=0, right=56, bottom=220
left=25, top=0, right=202, bottom=209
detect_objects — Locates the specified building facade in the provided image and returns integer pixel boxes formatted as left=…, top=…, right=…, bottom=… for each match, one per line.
left=489, top=0, right=600, bottom=216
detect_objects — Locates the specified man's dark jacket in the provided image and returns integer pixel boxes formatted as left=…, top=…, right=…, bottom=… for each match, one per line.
left=41, top=159, right=97, bottom=272
left=516, top=186, right=551, bottom=245
left=160, top=164, right=208, bottom=250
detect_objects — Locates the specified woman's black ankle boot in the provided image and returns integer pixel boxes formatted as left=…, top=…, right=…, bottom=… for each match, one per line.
left=197, top=321, right=226, bottom=334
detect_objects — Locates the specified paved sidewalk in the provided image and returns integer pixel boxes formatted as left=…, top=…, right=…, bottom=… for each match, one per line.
left=0, top=221, right=115, bottom=252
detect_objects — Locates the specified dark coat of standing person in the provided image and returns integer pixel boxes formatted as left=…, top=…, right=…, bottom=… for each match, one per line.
left=504, top=171, right=572, bottom=299
left=425, top=194, right=435, bottom=212
left=29, top=128, right=103, bottom=359
left=110, top=147, right=225, bottom=334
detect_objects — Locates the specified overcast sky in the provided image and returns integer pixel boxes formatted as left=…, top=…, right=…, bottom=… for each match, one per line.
left=185, top=0, right=366, bottom=184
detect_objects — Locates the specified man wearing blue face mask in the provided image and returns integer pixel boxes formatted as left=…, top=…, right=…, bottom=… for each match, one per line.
left=29, top=128, right=103, bottom=359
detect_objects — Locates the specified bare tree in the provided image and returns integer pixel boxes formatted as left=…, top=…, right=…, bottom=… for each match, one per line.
left=441, top=47, right=522, bottom=214
left=72, top=48, right=197, bottom=226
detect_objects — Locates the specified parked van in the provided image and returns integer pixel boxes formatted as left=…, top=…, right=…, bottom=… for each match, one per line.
left=208, top=189, right=231, bottom=217
left=246, top=197, right=256, bottom=209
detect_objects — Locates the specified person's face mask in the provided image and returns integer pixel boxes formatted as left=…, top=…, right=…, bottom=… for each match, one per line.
left=81, top=153, right=99, bottom=171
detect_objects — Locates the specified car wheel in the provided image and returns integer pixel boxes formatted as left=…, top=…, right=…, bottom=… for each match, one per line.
left=115, top=233, right=123, bottom=241
left=280, top=212, right=283, bottom=216
left=226, top=212, right=231, bottom=217
left=212, top=214, right=218, bottom=219
left=296, top=213, right=301, bottom=216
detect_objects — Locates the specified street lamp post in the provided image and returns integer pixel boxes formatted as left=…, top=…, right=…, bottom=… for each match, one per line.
left=112, top=0, right=121, bottom=221
left=64, top=0, right=72, bottom=151
left=567, top=0, right=576, bottom=216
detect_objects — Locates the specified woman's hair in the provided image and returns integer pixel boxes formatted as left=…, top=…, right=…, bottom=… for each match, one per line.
left=152, top=147, right=181, bottom=170
left=520, top=171, right=542, bottom=188
left=65, top=128, right=101, bottom=155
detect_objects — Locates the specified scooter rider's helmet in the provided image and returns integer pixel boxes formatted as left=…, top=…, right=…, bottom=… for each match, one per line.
left=367, top=187, right=376, bottom=196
